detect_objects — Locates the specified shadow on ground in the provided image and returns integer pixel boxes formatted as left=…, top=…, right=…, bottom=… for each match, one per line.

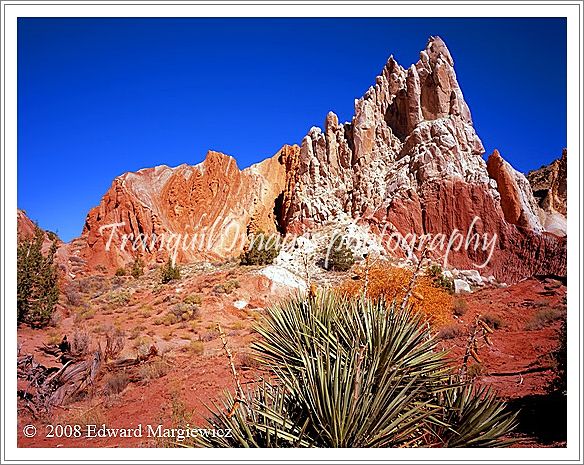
left=508, top=391, right=567, bottom=445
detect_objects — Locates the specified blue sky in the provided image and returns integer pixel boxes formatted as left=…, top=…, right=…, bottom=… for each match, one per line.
left=18, top=18, right=567, bottom=242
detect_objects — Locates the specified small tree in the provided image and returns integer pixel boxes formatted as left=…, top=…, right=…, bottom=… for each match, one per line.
left=323, top=235, right=354, bottom=272
left=240, top=231, right=280, bottom=266
left=17, top=226, right=59, bottom=328
left=160, top=258, right=180, bottom=284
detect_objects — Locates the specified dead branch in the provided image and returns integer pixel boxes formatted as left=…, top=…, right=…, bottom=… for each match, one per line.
left=217, top=323, right=245, bottom=417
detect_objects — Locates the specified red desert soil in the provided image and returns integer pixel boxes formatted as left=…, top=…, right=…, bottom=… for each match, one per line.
left=17, top=265, right=566, bottom=448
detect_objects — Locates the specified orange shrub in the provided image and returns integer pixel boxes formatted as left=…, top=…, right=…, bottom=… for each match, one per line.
left=337, top=264, right=453, bottom=327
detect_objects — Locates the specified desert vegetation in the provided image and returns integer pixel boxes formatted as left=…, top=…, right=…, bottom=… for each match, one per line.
left=338, top=263, right=453, bottom=327
left=240, top=231, right=280, bottom=266
left=196, top=291, right=518, bottom=447
left=322, top=235, right=355, bottom=271
left=17, top=226, right=59, bottom=328
left=160, top=258, right=181, bottom=284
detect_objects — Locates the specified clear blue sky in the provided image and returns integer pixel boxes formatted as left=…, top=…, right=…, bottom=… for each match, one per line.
left=18, top=18, right=567, bottom=242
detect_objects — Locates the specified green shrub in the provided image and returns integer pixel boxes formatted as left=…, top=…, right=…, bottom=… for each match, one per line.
left=196, top=292, right=518, bottom=448
left=17, top=226, right=59, bottom=328
left=323, top=235, right=355, bottom=272
left=240, top=231, right=280, bottom=266
left=427, top=263, right=454, bottom=294
left=160, top=258, right=181, bottom=284
left=131, top=257, right=145, bottom=278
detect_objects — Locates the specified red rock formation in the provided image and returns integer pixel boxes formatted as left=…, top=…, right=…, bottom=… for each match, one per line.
left=68, top=36, right=565, bottom=282
left=528, top=149, right=567, bottom=216
left=80, top=146, right=297, bottom=271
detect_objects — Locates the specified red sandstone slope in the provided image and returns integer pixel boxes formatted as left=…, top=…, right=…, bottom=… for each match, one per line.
left=71, top=36, right=565, bottom=282
left=80, top=146, right=298, bottom=271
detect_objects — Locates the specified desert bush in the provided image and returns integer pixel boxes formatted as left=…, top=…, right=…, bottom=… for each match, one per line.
left=187, top=340, right=204, bottom=355
left=74, top=306, right=96, bottom=323
left=139, top=359, right=170, bottom=382
left=17, top=225, right=59, bottom=328
left=480, top=313, right=504, bottom=330
left=108, top=290, right=131, bottom=307
left=170, top=302, right=200, bottom=322
left=437, top=324, right=464, bottom=340
left=64, top=283, right=83, bottom=307
left=115, top=267, right=127, bottom=277
left=237, top=351, right=260, bottom=370
left=104, top=372, right=130, bottom=396
left=70, top=404, right=107, bottom=429
left=131, top=257, right=145, bottom=278
left=160, top=258, right=181, bottom=284
left=103, top=325, right=125, bottom=360
left=427, top=263, right=454, bottom=294
left=466, top=363, right=485, bottom=380
left=71, top=330, right=91, bottom=356
left=452, top=298, right=468, bottom=317
left=240, top=231, right=280, bottom=266
left=338, top=264, right=453, bottom=327
left=196, top=292, right=518, bottom=448
left=526, top=307, right=565, bottom=330
left=213, top=279, right=240, bottom=295
left=550, top=319, right=567, bottom=394
left=183, top=294, right=203, bottom=306
left=163, top=313, right=179, bottom=326
left=323, top=235, right=355, bottom=272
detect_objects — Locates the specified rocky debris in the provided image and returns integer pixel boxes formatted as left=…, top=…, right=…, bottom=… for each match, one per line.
left=258, top=265, right=307, bottom=291
left=454, top=278, right=471, bottom=294
left=527, top=149, right=567, bottom=236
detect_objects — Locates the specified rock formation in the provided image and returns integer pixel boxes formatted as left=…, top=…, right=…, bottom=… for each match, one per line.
left=527, top=149, right=567, bottom=235
left=68, top=36, right=565, bottom=283
left=80, top=146, right=298, bottom=270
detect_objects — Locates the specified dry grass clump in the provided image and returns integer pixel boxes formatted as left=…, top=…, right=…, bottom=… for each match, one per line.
left=525, top=307, right=565, bottom=330
left=480, top=313, right=504, bottom=330
left=104, top=372, right=130, bottom=396
left=338, top=264, right=453, bottom=327
left=452, top=298, right=468, bottom=317
left=139, top=359, right=170, bottom=381
left=437, top=324, right=465, bottom=340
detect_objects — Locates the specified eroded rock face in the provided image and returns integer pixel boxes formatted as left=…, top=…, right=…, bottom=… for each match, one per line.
left=71, top=36, right=566, bottom=282
left=527, top=150, right=567, bottom=236
left=486, top=149, right=544, bottom=232
left=282, top=36, right=489, bottom=232
left=278, top=36, right=565, bottom=281
left=80, top=146, right=297, bottom=270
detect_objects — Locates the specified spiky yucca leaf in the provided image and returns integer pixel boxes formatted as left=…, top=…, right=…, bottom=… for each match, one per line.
left=196, top=291, right=518, bottom=448
left=194, top=380, right=314, bottom=448
left=430, top=383, right=520, bottom=448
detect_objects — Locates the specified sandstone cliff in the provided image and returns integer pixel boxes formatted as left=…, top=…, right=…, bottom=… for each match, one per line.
left=526, top=150, right=567, bottom=236
left=80, top=146, right=297, bottom=270
left=71, top=36, right=566, bottom=283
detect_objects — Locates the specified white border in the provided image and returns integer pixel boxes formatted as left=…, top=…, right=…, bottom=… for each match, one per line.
left=1, top=1, right=582, bottom=463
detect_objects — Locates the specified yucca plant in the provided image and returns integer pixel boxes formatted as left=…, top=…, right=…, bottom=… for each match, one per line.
left=196, top=291, right=517, bottom=448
